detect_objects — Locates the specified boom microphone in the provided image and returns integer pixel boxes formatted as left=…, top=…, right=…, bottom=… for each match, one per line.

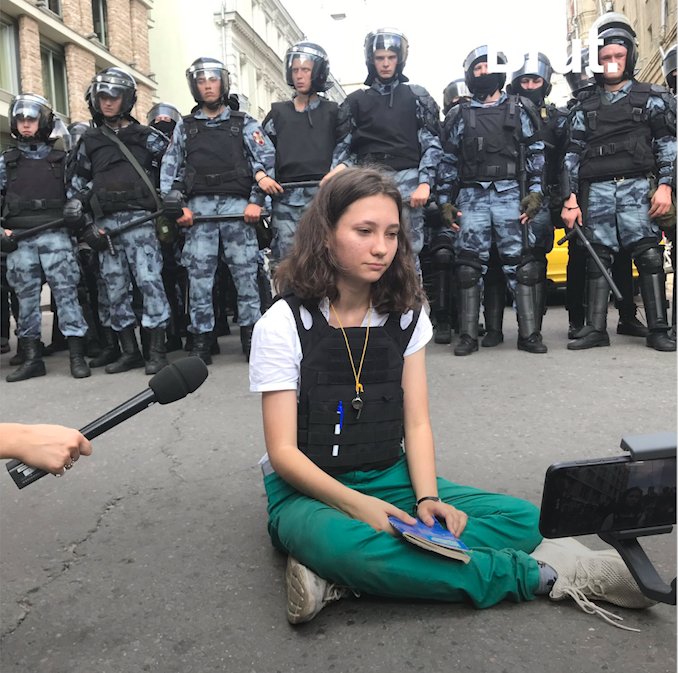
left=5, top=357, right=208, bottom=489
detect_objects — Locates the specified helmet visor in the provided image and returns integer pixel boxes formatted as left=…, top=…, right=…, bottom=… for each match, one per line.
left=11, top=100, right=43, bottom=121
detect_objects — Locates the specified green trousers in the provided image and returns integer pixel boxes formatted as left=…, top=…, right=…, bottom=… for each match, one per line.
left=264, top=456, right=542, bottom=609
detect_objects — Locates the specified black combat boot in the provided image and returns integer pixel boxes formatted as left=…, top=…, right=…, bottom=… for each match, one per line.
left=190, top=332, right=213, bottom=365
left=105, top=327, right=145, bottom=373
left=145, top=327, right=169, bottom=374
left=9, top=340, right=25, bottom=366
left=453, top=284, right=481, bottom=356
left=67, top=336, right=91, bottom=379
left=434, top=320, right=452, bottom=344
left=6, top=337, right=46, bottom=382
left=481, top=276, right=506, bottom=348
left=639, top=270, right=676, bottom=352
left=240, top=324, right=254, bottom=361
left=515, top=281, right=548, bottom=354
left=617, top=305, right=648, bottom=337
left=567, top=275, right=611, bottom=350
left=89, top=327, right=121, bottom=368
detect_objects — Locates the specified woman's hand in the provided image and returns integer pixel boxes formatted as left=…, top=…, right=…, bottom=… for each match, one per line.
left=344, top=493, right=417, bottom=536
left=416, top=499, right=468, bottom=538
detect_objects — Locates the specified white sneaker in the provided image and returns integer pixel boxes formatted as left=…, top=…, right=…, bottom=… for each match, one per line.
left=285, top=556, right=350, bottom=624
left=531, top=537, right=656, bottom=631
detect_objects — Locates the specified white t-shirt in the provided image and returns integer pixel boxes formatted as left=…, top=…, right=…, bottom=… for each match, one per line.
left=249, top=297, right=433, bottom=393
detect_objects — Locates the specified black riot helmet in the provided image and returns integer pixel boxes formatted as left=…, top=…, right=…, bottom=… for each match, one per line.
left=508, top=52, right=553, bottom=104
left=90, top=67, right=137, bottom=120
left=363, top=28, right=409, bottom=85
left=463, top=45, right=507, bottom=101
left=147, top=101, right=182, bottom=138
left=284, top=42, right=332, bottom=93
left=186, top=57, right=230, bottom=109
left=66, top=121, right=90, bottom=150
left=662, top=45, right=677, bottom=92
left=442, top=79, right=471, bottom=115
left=591, top=12, right=638, bottom=83
left=9, top=93, right=55, bottom=142
left=565, top=46, right=595, bottom=95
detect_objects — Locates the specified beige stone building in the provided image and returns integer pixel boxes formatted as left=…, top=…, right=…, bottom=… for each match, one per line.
left=148, top=0, right=346, bottom=121
left=566, top=0, right=677, bottom=84
left=0, top=0, right=158, bottom=148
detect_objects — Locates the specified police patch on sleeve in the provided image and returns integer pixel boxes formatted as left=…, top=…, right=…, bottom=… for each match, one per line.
left=253, top=130, right=265, bottom=146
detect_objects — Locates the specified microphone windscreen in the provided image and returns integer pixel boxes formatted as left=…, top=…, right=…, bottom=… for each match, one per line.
left=148, top=358, right=209, bottom=404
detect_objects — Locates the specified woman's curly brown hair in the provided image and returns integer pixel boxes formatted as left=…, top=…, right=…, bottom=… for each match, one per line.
left=274, top=167, right=425, bottom=314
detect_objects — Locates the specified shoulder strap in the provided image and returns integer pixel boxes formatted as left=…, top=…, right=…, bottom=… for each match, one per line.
left=99, top=125, right=161, bottom=211
left=383, top=308, right=421, bottom=353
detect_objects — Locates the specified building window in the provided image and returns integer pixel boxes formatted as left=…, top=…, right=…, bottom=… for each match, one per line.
left=0, top=17, right=19, bottom=94
left=91, top=0, right=108, bottom=47
left=38, top=0, right=62, bottom=15
left=41, top=43, right=69, bottom=116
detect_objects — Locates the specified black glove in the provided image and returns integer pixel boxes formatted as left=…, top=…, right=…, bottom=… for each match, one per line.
left=440, top=203, right=460, bottom=228
left=520, top=192, right=544, bottom=220
left=81, top=223, right=110, bottom=252
left=63, top=198, right=85, bottom=230
left=162, top=190, right=185, bottom=221
left=0, top=232, right=18, bottom=253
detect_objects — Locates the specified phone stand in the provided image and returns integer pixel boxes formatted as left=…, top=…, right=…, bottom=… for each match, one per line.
left=598, top=432, right=677, bottom=605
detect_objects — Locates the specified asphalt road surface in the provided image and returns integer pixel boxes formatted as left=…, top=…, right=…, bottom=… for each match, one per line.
left=1, top=304, right=675, bottom=673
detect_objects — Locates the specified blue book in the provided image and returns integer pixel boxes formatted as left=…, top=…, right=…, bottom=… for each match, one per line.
left=388, top=516, right=471, bottom=564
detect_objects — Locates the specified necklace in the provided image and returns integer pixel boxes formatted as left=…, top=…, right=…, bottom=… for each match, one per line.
left=329, top=303, right=371, bottom=419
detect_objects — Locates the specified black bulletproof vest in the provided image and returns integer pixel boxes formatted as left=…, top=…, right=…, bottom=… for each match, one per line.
left=269, top=100, right=338, bottom=182
left=529, top=105, right=566, bottom=191
left=83, top=125, right=156, bottom=213
left=183, top=113, right=252, bottom=197
left=2, top=148, right=66, bottom=229
left=348, top=85, right=420, bottom=170
left=459, top=97, right=522, bottom=182
left=286, top=295, right=419, bottom=475
left=577, top=82, right=656, bottom=182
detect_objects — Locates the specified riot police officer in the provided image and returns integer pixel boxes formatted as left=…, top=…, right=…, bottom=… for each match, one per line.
left=1, top=94, right=90, bottom=381
left=437, top=46, right=547, bottom=356
left=329, top=28, right=442, bottom=265
left=263, top=42, right=349, bottom=268
left=67, top=68, right=171, bottom=373
left=562, top=13, right=676, bottom=352
left=442, top=78, right=471, bottom=116
left=160, top=57, right=276, bottom=362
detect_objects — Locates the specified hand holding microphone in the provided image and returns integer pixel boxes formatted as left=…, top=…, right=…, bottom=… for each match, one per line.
left=5, top=358, right=208, bottom=489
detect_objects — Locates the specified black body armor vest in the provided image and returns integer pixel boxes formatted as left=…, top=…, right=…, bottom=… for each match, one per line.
left=459, top=97, right=522, bottom=182
left=577, top=82, right=656, bottom=182
left=183, top=113, right=252, bottom=197
left=83, top=124, right=157, bottom=213
left=348, top=85, right=420, bottom=170
left=2, top=148, right=66, bottom=229
left=286, top=295, right=419, bottom=475
left=269, top=100, right=338, bottom=182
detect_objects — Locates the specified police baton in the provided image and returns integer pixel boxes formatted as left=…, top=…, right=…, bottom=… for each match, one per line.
left=191, top=211, right=271, bottom=223
left=0, top=217, right=66, bottom=253
left=100, top=209, right=166, bottom=256
left=279, top=181, right=320, bottom=190
left=557, top=225, right=623, bottom=302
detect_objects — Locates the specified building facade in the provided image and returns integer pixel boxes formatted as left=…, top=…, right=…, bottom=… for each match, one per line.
left=566, top=0, right=677, bottom=84
left=148, top=0, right=346, bottom=121
left=0, top=0, right=158, bottom=147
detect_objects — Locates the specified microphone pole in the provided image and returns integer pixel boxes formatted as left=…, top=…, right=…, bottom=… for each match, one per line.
left=5, top=358, right=208, bottom=489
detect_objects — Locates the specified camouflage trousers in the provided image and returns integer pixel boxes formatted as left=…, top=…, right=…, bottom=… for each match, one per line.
left=182, top=197, right=261, bottom=333
left=97, top=212, right=170, bottom=331
left=584, top=178, right=660, bottom=253
left=455, top=184, right=535, bottom=291
left=270, top=200, right=305, bottom=263
left=6, top=229, right=88, bottom=339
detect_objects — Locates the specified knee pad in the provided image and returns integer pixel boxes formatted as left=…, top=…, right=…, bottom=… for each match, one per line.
left=586, top=246, right=613, bottom=278
left=432, top=247, right=454, bottom=271
left=633, top=245, right=664, bottom=275
left=516, top=259, right=544, bottom=286
left=455, top=252, right=482, bottom=289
